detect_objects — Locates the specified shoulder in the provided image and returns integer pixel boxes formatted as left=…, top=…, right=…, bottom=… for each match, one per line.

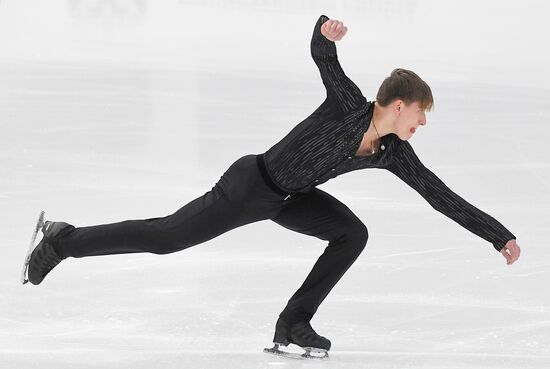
left=384, top=133, right=404, bottom=153
left=389, top=136, right=415, bottom=154
left=383, top=135, right=418, bottom=166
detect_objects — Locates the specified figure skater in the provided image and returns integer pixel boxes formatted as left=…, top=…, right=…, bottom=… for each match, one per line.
left=22, top=15, right=521, bottom=359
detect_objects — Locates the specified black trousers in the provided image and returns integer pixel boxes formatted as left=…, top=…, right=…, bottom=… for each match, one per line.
left=56, top=154, right=369, bottom=324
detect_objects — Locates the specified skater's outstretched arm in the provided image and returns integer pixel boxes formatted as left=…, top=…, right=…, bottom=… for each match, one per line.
left=386, top=140, right=520, bottom=264
left=311, top=15, right=366, bottom=113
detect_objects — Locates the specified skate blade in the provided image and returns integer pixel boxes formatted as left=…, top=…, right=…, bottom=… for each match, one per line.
left=263, top=344, right=329, bottom=360
left=21, top=211, right=45, bottom=285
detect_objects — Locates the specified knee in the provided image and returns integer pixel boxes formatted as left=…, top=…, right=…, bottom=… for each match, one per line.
left=355, top=222, right=369, bottom=251
left=146, top=235, right=189, bottom=255
left=149, top=246, right=177, bottom=255
left=358, top=222, right=369, bottom=245
left=342, top=221, right=369, bottom=254
left=141, top=225, right=187, bottom=255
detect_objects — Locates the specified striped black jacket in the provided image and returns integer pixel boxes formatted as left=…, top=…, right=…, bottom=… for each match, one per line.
left=259, top=15, right=515, bottom=251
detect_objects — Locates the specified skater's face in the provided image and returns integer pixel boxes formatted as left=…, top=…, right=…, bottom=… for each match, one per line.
left=393, top=100, right=427, bottom=140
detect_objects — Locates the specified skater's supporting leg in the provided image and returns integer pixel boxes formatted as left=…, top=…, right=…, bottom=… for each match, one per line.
left=271, top=188, right=368, bottom=323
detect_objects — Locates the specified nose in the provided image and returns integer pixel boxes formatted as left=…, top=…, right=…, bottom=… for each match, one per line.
left=419, top=117, right=427, bottom=126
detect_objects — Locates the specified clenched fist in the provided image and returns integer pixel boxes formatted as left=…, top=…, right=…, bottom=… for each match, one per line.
left=321, top=19, right=348, bottom=42
left=500, top=239, right=521, bottom=265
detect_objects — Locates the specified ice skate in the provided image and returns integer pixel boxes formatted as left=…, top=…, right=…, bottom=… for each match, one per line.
left=263, top=318, right=330, bottom=360
left=21, top=211, right=74, bottom=285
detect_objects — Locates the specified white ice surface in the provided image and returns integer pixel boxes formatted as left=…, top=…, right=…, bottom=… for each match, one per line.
left=1, top=1, right=549, bottom=368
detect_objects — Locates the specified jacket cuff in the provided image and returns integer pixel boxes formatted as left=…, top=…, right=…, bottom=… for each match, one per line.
left=493, top=235, right=516, bottom=252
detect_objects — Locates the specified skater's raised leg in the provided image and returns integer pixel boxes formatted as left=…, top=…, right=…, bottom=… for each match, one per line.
left=25, top=154, right=286, bottom=284
left=55, top=184, right=243, bottom=258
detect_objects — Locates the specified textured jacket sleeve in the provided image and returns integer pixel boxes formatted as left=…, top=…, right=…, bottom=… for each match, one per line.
left=386, top=140, right=516, bottom=252
left=311, top=15, right=366, bottom=113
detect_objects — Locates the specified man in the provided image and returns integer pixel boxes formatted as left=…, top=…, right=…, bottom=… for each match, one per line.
left=22, top=15, right=520, bottom=359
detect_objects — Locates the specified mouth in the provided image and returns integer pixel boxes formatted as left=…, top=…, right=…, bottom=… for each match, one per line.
left=410, top=127, right=416, bottom=134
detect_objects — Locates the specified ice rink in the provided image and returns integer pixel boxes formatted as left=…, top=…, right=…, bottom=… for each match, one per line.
left=1, top=1, right=549, bottom=368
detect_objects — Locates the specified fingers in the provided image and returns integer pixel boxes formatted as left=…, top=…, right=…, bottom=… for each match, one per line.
left=509, top=242, right=521, bottom=264
left=339, top=26, right=348, bottom=39
left=507, top=240, right=521, bottom=265
left=501, top=248, right=513, bottom=265
left=501, top=240, right=521, bottom=265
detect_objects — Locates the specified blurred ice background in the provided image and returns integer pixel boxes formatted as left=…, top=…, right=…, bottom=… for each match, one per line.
left=1, top=1, right=549, bottom=368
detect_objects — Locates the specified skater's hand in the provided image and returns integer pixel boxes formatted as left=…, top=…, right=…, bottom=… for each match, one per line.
left=321, top=19, right=348, bottom=42
left=500, top=239, right=521, bottom=265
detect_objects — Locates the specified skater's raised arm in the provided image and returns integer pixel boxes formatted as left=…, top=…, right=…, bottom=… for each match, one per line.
left=386, top=140, right=519, bottom=263
left=311, top=15, right=366, bottom=113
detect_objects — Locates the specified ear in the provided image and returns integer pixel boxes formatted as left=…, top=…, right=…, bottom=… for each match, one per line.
left=392, top=99, right=403, bottom=115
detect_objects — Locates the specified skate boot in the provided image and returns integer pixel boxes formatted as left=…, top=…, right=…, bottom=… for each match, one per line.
left=263, top=317, right=330, bottom=360
left=21, top=211, right=74, bottom=285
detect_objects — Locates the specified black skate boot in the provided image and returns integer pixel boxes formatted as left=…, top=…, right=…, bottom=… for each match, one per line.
left=263, top=317, right=331, bottom=360
left=21, top=211, right=74, bottom=285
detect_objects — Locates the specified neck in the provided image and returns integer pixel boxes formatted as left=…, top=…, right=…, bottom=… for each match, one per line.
left=356, top=102, right=395, bottom=156
left=365, top=101, right=396, bottom=141
left=372, top=101, right=396, bottom=137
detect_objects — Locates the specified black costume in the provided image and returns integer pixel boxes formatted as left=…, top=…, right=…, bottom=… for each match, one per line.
left=53, top=15, right=515, bottom=326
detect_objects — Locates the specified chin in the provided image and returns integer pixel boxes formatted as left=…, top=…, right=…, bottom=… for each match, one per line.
left=397, top=132, right=411, bottom=141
